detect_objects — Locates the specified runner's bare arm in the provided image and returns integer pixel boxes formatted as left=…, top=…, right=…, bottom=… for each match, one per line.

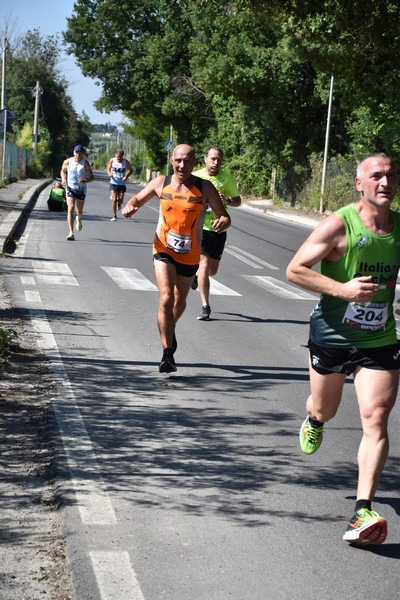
left=124, top=160, right=134, bottom=180
left=205, top=180, right=231, bottom=232
left=122, top=175, right=164, bottom=217
left=82, top=160, right=94, bottom=183
left=106, top=159, right=113, bottom=178
left=60, top=160, right=68, bottom=186
left=286, top=215, right=379, bottom=302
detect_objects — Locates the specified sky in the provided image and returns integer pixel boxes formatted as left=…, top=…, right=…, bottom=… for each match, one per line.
left=1, top=0, right=124, bottom=126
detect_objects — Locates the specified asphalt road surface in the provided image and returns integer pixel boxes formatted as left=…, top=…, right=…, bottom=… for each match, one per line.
left=2, top=172, right=400, bottom=599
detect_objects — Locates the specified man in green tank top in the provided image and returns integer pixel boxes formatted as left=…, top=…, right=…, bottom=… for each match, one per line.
left=287, top=153, right=400, bottom=547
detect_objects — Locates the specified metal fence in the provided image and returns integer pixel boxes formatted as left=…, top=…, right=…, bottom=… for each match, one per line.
left=0, top=141, right=31, bottom=180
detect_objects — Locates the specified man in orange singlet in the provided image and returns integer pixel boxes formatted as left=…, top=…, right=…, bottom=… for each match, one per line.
left=122, top=144, right=231, bottom=373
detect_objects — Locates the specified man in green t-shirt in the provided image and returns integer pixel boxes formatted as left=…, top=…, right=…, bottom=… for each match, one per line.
left=47, top=180, right=66, bottom=211
left=192, top=146, right=241, bottom=320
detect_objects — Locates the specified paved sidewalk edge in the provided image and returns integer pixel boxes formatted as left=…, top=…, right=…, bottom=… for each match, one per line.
left=0, top=180, right=51, bottom=253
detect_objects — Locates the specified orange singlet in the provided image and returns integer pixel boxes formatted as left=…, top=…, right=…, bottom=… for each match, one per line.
left=153, top=175, right=206, bottom=266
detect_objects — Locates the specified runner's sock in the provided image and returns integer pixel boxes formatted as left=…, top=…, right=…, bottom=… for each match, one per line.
left=355, top=499, right=371, bottom=512
left=308, top=417, right=324, bottom=428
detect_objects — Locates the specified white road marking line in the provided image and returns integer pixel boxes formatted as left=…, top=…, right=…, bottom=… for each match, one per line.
left=29, top=309, right=117, bottom=526
left=31, top=260, right=79, bottom=286
left=25, top=290, right=41, bottom=302
left=243, top=275, right=318, bottom=300
left=101, top=266, right=158, bottom=290
left=90, top=552, right=145, bottom=600
left=14, top=221, right=35, bottom=258
left=226, top=245, right=279, bottom=270
left=209, top=277, right=241, bottom=296
left=20, top=276, right=36, bottom=285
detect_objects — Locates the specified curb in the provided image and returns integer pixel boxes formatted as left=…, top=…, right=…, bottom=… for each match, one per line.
left=0, top=180, right=51, bottom=253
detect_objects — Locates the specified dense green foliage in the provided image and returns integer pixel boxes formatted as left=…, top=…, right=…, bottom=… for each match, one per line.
left=60, top=1, right=400, bottom=204
left=1, top=29, right=93, bottom=175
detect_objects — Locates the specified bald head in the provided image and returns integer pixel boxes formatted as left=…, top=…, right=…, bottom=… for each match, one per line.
left=173, top=144, right=195, bottom=160
left=171, top=144, right=196, bottom=182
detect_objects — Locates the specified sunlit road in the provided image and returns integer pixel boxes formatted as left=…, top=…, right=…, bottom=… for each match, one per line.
left=2, top=171, right=400, bottom=599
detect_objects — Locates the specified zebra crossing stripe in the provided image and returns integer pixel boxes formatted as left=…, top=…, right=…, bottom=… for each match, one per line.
left=243, top=275, right=317, bottom=300
left=24, top=262, right=319, bottom=300
left=101, top=266, right=158, bottom=290
left=226, top=245, right=278, bottom=270
left=31, top=260, right=79, bottom=286
left=208, top=277, right=241, bottom=296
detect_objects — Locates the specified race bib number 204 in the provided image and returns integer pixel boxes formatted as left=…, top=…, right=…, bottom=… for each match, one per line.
left=343, top=301, right=388, bottom=332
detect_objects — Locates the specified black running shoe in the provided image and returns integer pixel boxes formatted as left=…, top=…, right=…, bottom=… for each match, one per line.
left=191, top=275, right=198, bottom=290
left=159, top=348, right=177, bottom=373
left=197, top=305, right=211, bottom=320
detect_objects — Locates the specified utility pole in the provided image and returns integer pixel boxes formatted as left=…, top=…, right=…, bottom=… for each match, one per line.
left=32, top=80, right=43, bottom=153
left=320, top=75, right=334, bottom=214
left=1, top=36, right=8, bottom=179
left=166, top=125, right=173, bottom=176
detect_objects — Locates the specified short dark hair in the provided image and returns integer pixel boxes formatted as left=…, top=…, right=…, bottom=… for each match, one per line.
left=204, top=146, right=224, bottom=158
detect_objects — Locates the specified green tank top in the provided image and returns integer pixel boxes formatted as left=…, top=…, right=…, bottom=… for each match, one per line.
left=310, top=203, right=400, bottom=348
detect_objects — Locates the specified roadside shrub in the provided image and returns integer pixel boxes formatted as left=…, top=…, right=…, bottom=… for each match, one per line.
left=0, top=327, right=20, bottom=373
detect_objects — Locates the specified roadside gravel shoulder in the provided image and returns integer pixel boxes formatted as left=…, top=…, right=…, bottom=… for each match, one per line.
left=0, top=277, right=74, bottom=600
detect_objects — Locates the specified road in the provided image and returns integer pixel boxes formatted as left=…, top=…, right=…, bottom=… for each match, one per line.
left=3, top=171, right=400, bottom=599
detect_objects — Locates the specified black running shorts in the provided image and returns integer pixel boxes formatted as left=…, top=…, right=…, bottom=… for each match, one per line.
left=201, top=230, right=227, bottom=260
left=308, top=339, right=400, bottom=375
left=153, top=252, right=198, bottom=277
left=109, top=184, right=127, bottom=192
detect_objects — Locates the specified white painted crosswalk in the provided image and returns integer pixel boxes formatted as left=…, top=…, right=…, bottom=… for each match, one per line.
left=31, top=259, right=79, bottom=286
left=243, top=275, right=317, bottom=300
left=19, top=258, right=400, bottom=331
left=101, top=267, right=158, bottom=290
left=19, top=258, right=318, bottom=301
left=225, top=245, right=279, bottom=270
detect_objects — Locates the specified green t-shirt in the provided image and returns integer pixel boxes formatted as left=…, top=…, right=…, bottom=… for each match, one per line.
left=48, top=187, right=65, bottom=203
left=310, top=203, right=400, bottom=348
left=192, top=168, right=239, bottom=231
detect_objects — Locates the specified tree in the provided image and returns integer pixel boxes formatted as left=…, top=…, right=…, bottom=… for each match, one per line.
left=64, top=0, right=210, bottom=169
left=64, top=0, right=400, bottom=200
left=1, top=28, right=93, bottom=174
left=16, top=122, right=51, bottom=176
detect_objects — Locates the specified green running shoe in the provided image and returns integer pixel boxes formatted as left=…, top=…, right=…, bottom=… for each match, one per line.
left=299, top=416, right=323, bottom=454
left=343, top=508, right=387, bottom=545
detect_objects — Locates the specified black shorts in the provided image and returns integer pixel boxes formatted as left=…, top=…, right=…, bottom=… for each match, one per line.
left=153, top=253, right=198, bottom=277
left=110, top=184, right=127, bottom=193
left=201, top=230, right=227, bottom=260
left=66, top=186, right=86, bottom=201
left=308, top=339, right=400, bottom=375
